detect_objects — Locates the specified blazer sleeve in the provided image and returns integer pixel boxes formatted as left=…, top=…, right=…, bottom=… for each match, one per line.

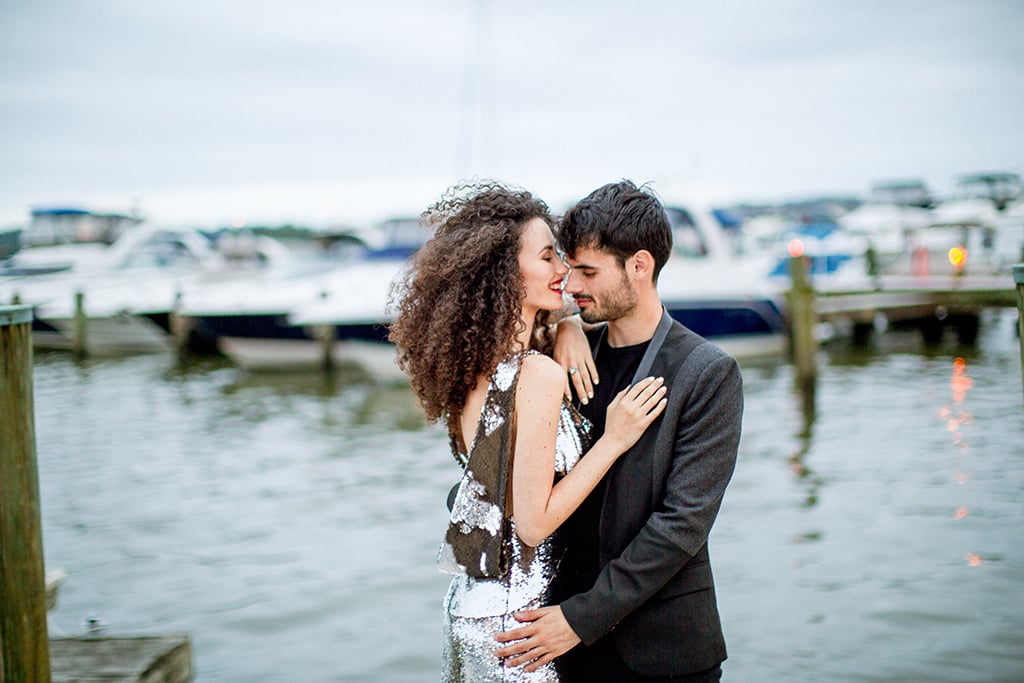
left=560, top=346, right=743, bottom=644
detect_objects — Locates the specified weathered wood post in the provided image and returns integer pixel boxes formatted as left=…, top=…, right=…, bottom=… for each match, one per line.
left=319, top=324, right=335, bottom=372
left=787, top=255, right=817, bottom=412
left=1014, top=264, right=1024, bottom=404
left=72, top=290, right=87, bottom=358
left=0, top=304, right=52, bottom=683
left=168, top=291, right=192, bottom=358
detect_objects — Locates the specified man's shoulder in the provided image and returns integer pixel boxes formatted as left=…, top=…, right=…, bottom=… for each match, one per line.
left=662, top=320, right=739, bottom=369
left=663, top=319, right=715, bottom=354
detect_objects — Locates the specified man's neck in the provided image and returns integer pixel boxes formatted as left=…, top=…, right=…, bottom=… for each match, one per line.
left=605, top=296, right=663, bottom=347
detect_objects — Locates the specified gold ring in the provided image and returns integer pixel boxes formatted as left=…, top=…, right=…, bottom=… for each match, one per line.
left=568, top=367, right=578, bottom=376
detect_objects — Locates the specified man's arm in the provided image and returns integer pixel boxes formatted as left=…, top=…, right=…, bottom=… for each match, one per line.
left=497, top=349, right=742, bottom=668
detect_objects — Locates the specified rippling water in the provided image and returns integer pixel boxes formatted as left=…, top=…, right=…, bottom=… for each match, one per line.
left=33, top=309, right=1024, bottom=682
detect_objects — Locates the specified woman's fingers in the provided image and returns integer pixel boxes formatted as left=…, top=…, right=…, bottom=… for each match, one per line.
left=644, top=396, right=668, bottom=423
left=583, top=356, right=598, bottom=395
left=569, top=363, right=594, bottom=404
left=610, top=377, right=667, bottom=416
left=628, top=377, right=665, bottom=406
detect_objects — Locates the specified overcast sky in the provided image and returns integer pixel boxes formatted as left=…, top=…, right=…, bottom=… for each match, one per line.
left=2, top=0, right=1022, bottom=228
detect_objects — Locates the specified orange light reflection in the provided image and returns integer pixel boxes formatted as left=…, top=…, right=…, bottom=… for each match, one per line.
left=951, top=357, right=973, bottom=404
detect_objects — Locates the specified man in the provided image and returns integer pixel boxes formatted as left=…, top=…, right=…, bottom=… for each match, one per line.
left=495, top=180, right=743, bottom=682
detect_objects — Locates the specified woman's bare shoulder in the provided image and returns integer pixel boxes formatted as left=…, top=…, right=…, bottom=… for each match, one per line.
left=518, top=353, right=565, bottom=393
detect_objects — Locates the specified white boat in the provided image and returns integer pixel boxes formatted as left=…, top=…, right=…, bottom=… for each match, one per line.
left=926, top=172, right=1024, bottom=274
left=180, top=264, right=383, bottom=370
left=995, top=200, right=1024, bottom=267
left=887, top=172, right=1024, bottom=279
left=0, top=206, right=145, bottom=276
left=0, top=227, right=22, bottom=260
left=176, top=218, right=425, bottom=372
left=215, top=260, right=404, bottom=377
left=285, top=203, right=790, bottom=375
left=1, top=224, right=290, bottom=354
left=900, top=217, right=1001, bottom=278
left=657, top=203, right=789, bottom=358
left=179, top=204, right=791, bottom=376
left=839, top=180, right=936, bottom=272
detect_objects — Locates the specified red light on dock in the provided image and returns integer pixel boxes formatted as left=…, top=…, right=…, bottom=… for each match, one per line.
left=788, top=239, right=805, bottom=258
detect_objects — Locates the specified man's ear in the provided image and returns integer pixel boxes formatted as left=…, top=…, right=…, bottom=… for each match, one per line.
left=631, top=250, right=656, bottom=282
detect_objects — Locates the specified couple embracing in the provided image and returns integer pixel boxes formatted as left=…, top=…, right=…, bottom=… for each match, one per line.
left=388, top=180, right=743, bottom=682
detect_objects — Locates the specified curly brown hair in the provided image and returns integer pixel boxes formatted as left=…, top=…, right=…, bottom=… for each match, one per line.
left=388, top=181, right=557, bottom=422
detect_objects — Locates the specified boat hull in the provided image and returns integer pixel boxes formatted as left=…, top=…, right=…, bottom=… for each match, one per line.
left=664, top=297, right=788, bottom=359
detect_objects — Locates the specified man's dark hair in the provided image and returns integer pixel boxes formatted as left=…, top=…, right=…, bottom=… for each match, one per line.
left=559, top=180, right=673, bottom=281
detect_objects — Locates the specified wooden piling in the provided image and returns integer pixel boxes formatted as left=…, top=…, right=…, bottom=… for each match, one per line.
left=72, top=290, right=87, bottom=359
left=320, top=324, right=335, bottom=372
left=1014, top=264, right=1024, bottom=404
left=787, top=255, right=818, bottom=407
left=0, top=304, right=51, bottom=683
left=168, top=292, right=193, bottom=357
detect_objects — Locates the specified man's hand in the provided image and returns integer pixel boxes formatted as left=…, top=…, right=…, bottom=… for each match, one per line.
left=495, top=606, right=581, bottom=672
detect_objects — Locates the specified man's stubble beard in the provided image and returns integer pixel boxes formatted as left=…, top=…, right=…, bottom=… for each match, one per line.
left=578, top=269, right=637, bottom=324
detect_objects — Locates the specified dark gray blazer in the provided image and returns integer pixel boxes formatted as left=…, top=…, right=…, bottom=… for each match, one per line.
left=560, top=319, right=743, bottom=676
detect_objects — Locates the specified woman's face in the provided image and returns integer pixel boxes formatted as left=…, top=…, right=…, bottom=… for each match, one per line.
left=518, top=217, right=569, bottom=313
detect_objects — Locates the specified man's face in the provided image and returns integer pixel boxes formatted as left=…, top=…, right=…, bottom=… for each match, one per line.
left=564, top=245, right=638, bottom=323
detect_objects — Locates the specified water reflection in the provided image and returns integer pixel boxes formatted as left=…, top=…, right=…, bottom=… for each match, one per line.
left=164, top=353, right=427, bottom=432
left=941, top=356, right=986, bottom=570
left=788, top=390, right=822, bottom=509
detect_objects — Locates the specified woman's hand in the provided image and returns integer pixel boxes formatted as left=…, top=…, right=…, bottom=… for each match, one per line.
left=603, top=377, right=667, bottom=452
left=553, top=316, right=597, bottom=404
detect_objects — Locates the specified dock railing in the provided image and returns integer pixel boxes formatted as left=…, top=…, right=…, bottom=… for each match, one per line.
left=0, top=304, right=51, bottom=682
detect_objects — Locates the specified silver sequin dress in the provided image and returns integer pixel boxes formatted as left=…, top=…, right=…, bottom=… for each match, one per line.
left=439, top=352, right=591, bottom=682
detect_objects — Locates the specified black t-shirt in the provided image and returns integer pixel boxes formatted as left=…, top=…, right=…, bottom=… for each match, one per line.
left=559, top=332, right=650, bottom=591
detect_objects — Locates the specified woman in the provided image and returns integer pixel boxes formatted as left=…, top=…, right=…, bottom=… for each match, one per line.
left=389, top=182, right=666, bottom=682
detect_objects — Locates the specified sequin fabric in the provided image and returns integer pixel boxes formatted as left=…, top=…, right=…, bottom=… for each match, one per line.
left=440, top=352, right=592, bottom=682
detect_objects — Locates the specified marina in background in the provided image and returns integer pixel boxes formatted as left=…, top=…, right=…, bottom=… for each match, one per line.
left=2, top=171, right=1022, bottom=372
left=26, top=308, right=1024, bottom=682
left=3, top=172, right=1024, bottom=681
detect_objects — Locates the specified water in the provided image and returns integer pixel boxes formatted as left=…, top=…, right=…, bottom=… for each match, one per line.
left=32, top=310, right=1024, bottom=682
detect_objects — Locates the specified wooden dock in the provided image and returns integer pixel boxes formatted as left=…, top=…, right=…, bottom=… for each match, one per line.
left=49, top=635, right=192, bottom=683
left=785, top=260, right=1022, bottom=406
left=813, top=273, right=1016, bottom=325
